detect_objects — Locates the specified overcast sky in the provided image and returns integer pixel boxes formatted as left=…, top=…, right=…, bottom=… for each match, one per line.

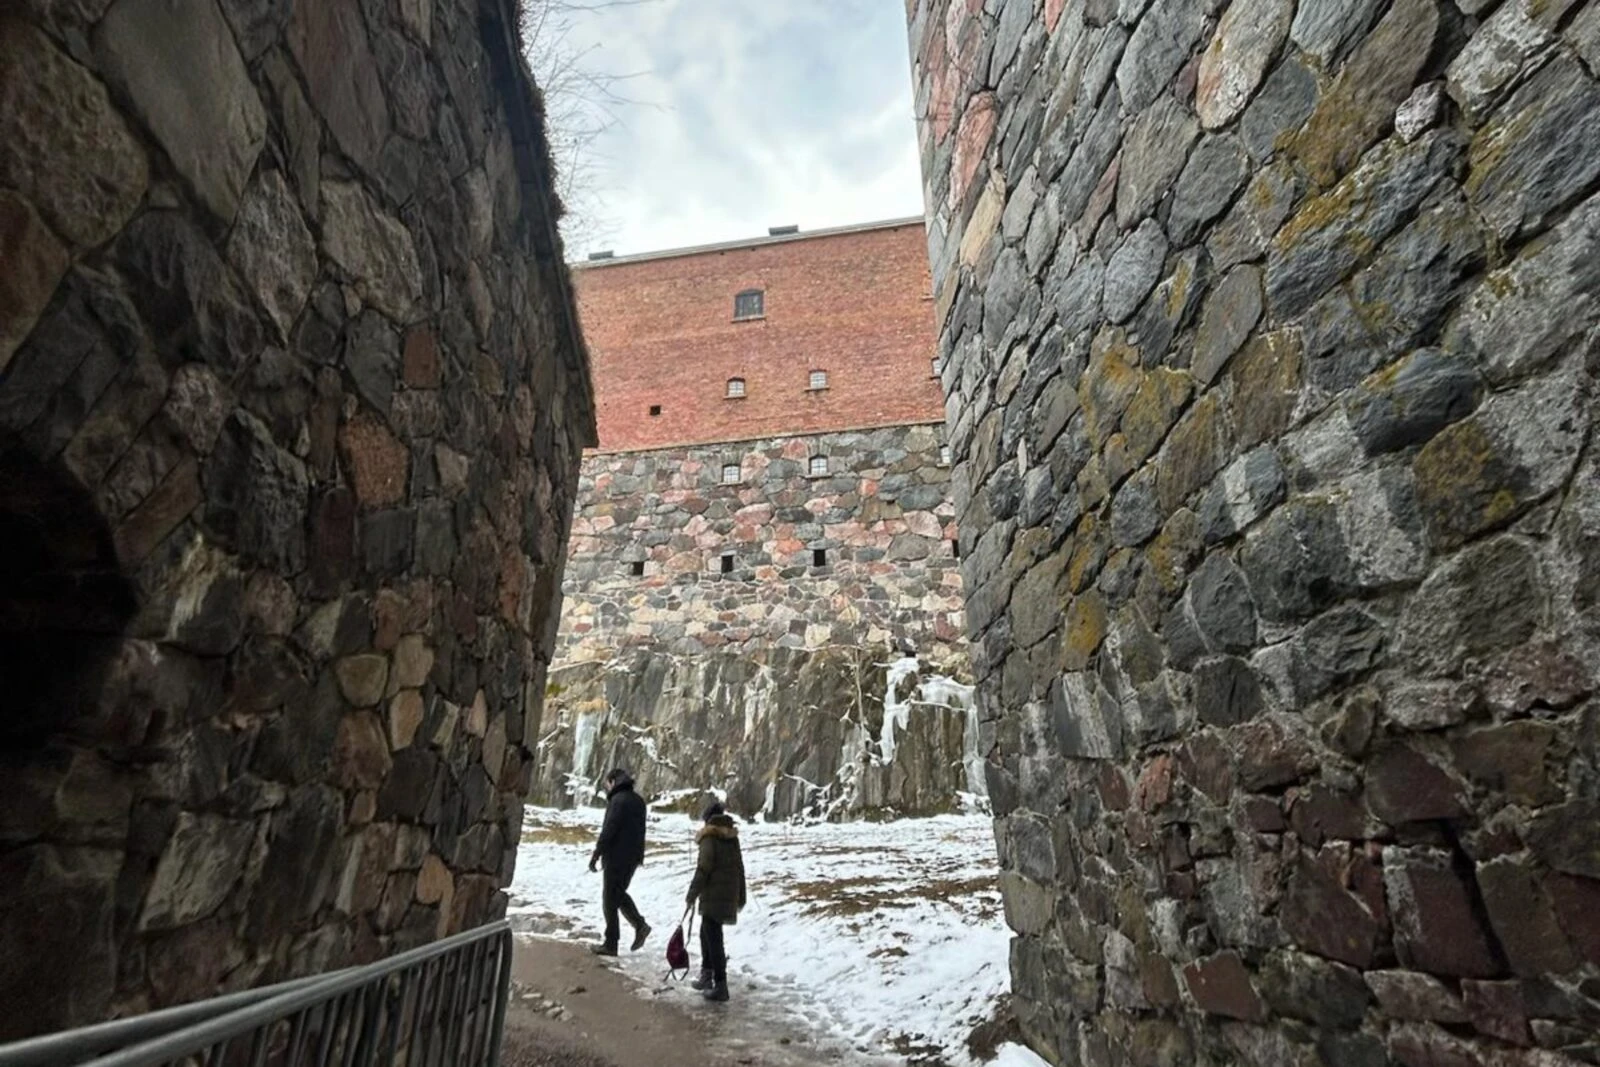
left=552, top=0, right=926, bottom=258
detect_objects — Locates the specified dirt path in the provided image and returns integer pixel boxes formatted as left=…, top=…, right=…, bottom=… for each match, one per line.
left=501, top=936, right=886, bottom=1067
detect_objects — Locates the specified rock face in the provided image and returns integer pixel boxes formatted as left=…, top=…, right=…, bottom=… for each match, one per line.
left=906, top=0, right=1600, bottom=1062
left=0, top=0, right=593, bottom=1040
left=531, top=648, right=981, bottom=820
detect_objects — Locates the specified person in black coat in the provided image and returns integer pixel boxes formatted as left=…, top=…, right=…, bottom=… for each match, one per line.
left=589, top=768, right=650, bottom=955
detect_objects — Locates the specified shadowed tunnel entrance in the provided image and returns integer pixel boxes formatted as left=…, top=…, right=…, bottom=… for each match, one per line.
left=0, top=437, right=139, bottom=745
left=0, top=436, right=139, bottom=1040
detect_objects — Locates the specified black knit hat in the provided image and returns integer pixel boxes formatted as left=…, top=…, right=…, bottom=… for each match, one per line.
left=701, top=800, right=726, bottom=822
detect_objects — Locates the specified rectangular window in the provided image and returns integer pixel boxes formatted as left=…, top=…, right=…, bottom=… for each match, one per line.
left=808, top=455, right=827, bottom=477
left=931, top=358, right=940, bottom=378
left=630, top=560, right=645, bottom=576
left=720, top=554, right=734, bottom=574
left=952, top=539, right=961, bottom=560
left=939, top=444, right=952, bottom=467
left=649, top=404, right=661, bottom=416
left=726, top=378, right=746, bottom=398
left=734, top=290, right=764, bottom=320
left=812, top=548, right=827, bottom=567
left=722, top=463, right=741, bottom=484
left=808, top=369, right=828, bottom=391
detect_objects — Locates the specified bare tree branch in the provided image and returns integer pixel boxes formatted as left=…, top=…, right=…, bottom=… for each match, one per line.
left=520, top=0, right=664, bottom=256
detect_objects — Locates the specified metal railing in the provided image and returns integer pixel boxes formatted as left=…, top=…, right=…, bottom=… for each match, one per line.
left=0, top=920, right=514, bottom=1067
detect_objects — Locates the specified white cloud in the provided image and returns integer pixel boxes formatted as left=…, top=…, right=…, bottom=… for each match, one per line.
left=548, top=0, right=925, bottom=258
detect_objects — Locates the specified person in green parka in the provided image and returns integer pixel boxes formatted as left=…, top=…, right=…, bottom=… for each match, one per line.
left=684, top=800, right=747, bottom=1002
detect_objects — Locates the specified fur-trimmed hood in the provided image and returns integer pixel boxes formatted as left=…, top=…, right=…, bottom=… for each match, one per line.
left=697, top=814, right=739, bottom=842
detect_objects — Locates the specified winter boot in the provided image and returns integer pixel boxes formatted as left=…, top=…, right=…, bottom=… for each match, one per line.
left=702, top=980, right=729, bottom=1003
left=689, top=967, right=714, bottom=991
left=590, top=942, right=618, bottom=957
left=630, top=921, right=652, bottom=952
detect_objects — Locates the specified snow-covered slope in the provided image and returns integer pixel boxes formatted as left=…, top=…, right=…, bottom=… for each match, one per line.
left=509, top=806, right=1045, bottom=1067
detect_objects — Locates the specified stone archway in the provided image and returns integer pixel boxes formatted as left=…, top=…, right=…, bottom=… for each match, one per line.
left=0, top=435, right=139, bottom=1040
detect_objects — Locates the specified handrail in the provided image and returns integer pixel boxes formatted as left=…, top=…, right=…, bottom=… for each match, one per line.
left=0, top=920, right=514, bottom=1067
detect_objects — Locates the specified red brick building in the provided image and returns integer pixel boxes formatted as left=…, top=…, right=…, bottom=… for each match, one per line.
left=572, top=218, right=944, bottom=452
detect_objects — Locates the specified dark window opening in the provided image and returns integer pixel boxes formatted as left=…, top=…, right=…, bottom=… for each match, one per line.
left=734, top=289, right=764, bottom=320
left=630, top=560, right=645, bottom=577
left=952, top=539, right=961, bottom=560
left=720, top=554, right=735, bottom=574
left=648, top=405, right=661, bottom=416
left=813, top=548, right=827, bottom=567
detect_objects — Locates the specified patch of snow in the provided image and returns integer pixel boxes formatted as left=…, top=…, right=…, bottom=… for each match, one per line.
left=877, top=656, right=922, bottom=766
left=511, top=806, right=1037, bottom=1066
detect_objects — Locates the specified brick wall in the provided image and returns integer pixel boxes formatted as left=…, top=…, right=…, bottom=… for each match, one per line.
left=574, top=221, right=945, bottom=452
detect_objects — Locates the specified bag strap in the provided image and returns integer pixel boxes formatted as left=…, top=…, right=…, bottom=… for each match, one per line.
left=682, top=904, right=695, bottom=939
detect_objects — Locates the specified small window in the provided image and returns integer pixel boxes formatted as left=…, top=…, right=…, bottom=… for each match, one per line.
left=930, top=358, right=940, bottom=378
left=720, top=554, right=734, bottom=574
left=734, top=289, right=764, bottom=320
left=808, top=369, right=828, bottom=391
left=649, top=404, right=662, bottom=417
left=630, top=560, right=645, bottom=577
left=726, top=377, right=746, bottom=398
left=722, top=463, right=741, bottom=484
left=939, top=444, right=952, bottom=467
left=808, top=455, right=827, bottom=477
left=952, top=539, right=961, bottom=560
left=812, top=548, right=827, bottom=567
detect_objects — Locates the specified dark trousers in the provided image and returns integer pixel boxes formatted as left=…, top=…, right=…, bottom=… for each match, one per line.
left=601, top=862, right=644, bottom=947
left=699, top=916, right=726, bottom=982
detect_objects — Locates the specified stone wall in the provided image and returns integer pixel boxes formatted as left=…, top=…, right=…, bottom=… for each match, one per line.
left=908, top=0, right=1600, bottom=1064
left=0, top=0, right=592, bottom=1039
left=557, top=422, right=965, bottom=661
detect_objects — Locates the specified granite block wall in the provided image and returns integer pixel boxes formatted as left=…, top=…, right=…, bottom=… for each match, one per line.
left=556, top=422, right=966, bottom=662
left=907, top=0, right=1600, bottom=1063
left=0, top=0, right=592, bottom=1038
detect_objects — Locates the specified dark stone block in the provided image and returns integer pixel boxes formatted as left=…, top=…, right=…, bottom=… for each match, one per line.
left=1293, top=606, right=1385, bottom=701
left=308, top=486, right=357, bottom=594
left=1238, top=499, right=1353, bottom=623
left=1527, top=800, right=1600, bottom=881
left=204, top=412, right=309, bottom=572
left=1282, top=848, right=1386, bottom=968
left=1258, top=950, right=1372, bottom=1029
left=1288, top=785, right=1366, bottom=847
left=1194, top=656, right=1264, bottom=727
left=1366, top=745, right=1465, bottom=825
left=115, top=211, right=263, bottom=375
left=362, top=507, right=415, bottom=578
left=247, top=785, right=342, bottom=941
left=378, top=748, right=443, bottom=822
left=1183, top=952, right=1266, bottom=1021
left=1188, top=552, right=1257, bottom=654
left=1345, top=349, right=1483, bottom=457
left=1385, top=847, right=1502, bottom=978
left=342, top=310, right=400, bottom=418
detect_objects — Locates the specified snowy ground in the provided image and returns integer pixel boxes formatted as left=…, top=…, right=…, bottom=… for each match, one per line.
left=508, top=806, right=1046, bottom=1067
